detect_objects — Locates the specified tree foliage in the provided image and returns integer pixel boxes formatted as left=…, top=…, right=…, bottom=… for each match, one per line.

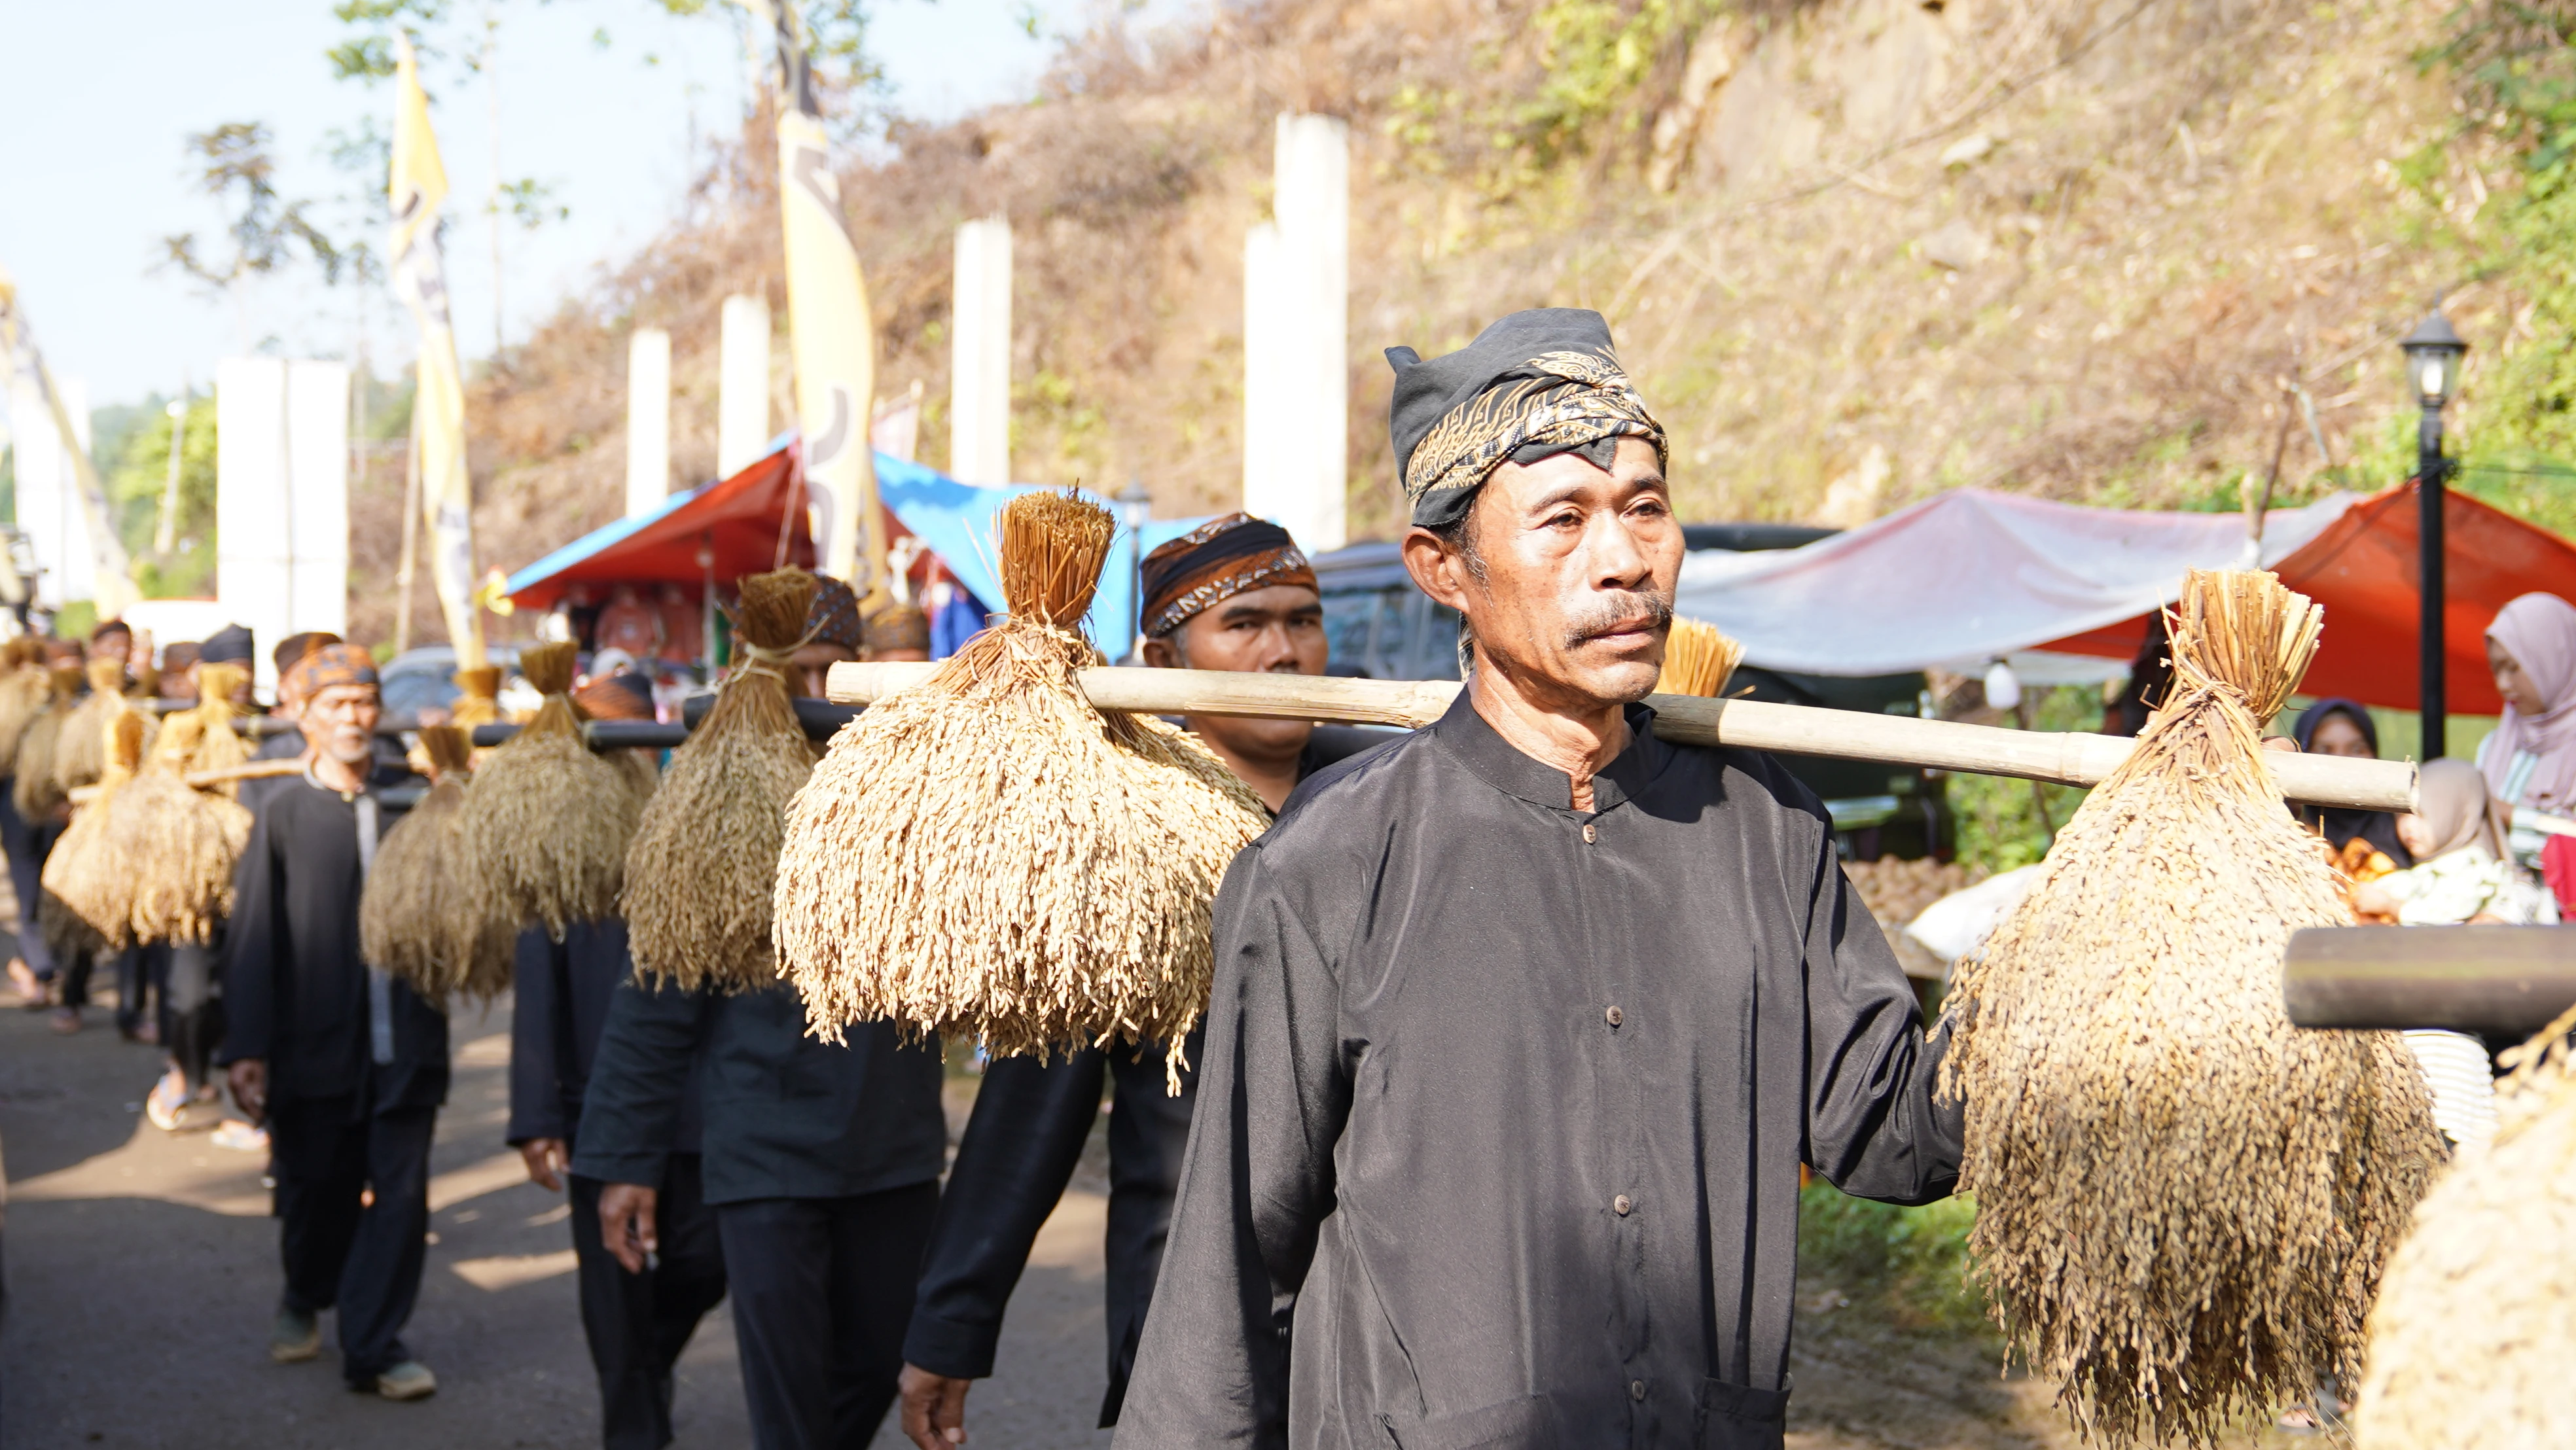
left=158, top=122, right=345, bottom=296
left=107, top=398, right=219, bottom=600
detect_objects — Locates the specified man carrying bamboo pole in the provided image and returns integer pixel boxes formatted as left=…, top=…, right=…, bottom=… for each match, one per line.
left=1115, top=309, right=1964, bottom=1449
left=898, top=514, right=1382, bottom=1447
left=219, top=645, right=444, bottom=1402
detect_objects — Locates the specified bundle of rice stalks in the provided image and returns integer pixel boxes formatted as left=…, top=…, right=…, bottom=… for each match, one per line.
left=1655, top=616, right=1744, bottom=697
left=0, top=639, right=52, bottom=767
left=624, top=569, right=819, bottom=993
left=450, top=665, right=503, bottom=727
left=363, top=727, right=507, bottom=1003
left=456, top=642, right=640, bottom=939
left=146, top=662, right=253, bottom=790
left=13, top=665, right=90, bottom=821
left=39, top=712, right=149, bottom=957
left=2355, top=1002, right=2576, bottom=1448
left=50, top=658, right=143, bottom=799
left=111, top=739, right=253, bottom=948
left=1937, top=569, right=2443, bottom=1447
left=775, top=491, right=1270, bottom=1079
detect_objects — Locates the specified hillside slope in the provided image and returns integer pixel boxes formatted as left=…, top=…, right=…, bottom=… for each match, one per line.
left=387, top=0, right=2550, bottom=645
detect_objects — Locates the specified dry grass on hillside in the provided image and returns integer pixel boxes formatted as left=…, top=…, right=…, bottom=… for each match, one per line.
left=395, top=0, right=2529, bottom=647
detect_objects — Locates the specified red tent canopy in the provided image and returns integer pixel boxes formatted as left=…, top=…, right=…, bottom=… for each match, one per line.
left=503, top=442, right=815, bottom=613
left=2038, top=481, right=2576, bottom=713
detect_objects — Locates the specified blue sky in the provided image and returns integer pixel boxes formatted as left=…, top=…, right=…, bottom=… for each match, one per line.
left=1, top=0, right=1183, bottom=411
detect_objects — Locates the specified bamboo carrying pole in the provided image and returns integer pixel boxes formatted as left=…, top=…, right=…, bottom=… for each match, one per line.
left=824, top=663, right=2418, bottom=813
left=67, top=757, right=302, bottom=806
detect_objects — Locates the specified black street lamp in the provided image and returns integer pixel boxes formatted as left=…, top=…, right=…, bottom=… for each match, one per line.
left=2400, top=305, right=2467, bottom=760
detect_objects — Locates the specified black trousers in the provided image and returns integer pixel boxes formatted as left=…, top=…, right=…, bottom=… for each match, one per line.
left=569, top=1158, right=728, bottom=1450
left=115, top=943, right=166, bottom=1036
left=0, top=786, right=54, bottom=981
left=718, top=1182, right=939, bottom=1450
left=270, top=1097, right=437, bottom=1385
left=160, top=942, right=224, bottom=1091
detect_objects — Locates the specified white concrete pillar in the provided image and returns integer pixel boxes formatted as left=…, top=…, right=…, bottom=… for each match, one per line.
left=217, top=358, right=349, bottom=694
left=1243, top=113, right=1349, bottom=554
left=285, top=361, right=350, bottom=642
left=7, top=372, right=81, bottom=607
left=717, top=294, right=772, bottom=480
left=626, top=327, right=672, bottom=516
left=950, top=217, right=1012, bottom=484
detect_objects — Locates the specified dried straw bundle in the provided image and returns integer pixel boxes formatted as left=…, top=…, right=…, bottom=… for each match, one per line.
left=623, top=569, right=819, bottom=992
left=0, top=641, right=52, bottom=767
left=1655, top=617, right=1744, bottom=697
left=50, top=659, right=142, bottom=798
left=2353, top=1002, right=2576, bottom=1449
left=775, top=492, right=1270, bottom=1076
left=450, top=665, right=503, bottom=727
left=12, top=666, right=84, bottom=819
left=1937, top=569, right=2442, bottom=1447
left=456, top=642, right=641, bottom=938
left=147, top=663, right=253, bottom=790
left=39, top=712, right=149, bottom=957
left=363, top=728, right=503, bottom=1003
left=109, top=755, right=253, bottom=947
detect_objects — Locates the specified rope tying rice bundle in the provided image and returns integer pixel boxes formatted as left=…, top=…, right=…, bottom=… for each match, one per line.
left=2353, top=1002, right=2576, bottom=1448
left=456, top=642, right=640, bottom=941
left=1937, top=569, right=2443, bottom=1448
left=11, top=666, right=86, bottom=821
left=50, top=658, right=147, bottom=799
left=623, top=568, right=819, bottom=993
left=776, top=491, right=1270, bottom=1084
left=1654, top=617, right=1744, bottom=698
left=39, top=711, right=149, bottom=957
left=365, top=726, right=506, bottom=1003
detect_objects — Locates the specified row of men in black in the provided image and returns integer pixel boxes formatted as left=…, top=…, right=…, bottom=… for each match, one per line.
left=197, top=529, right=1336, bottom=1441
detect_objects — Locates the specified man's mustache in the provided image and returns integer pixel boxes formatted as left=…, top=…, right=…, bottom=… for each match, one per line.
left=1563, top=589, right=1674, bottom=648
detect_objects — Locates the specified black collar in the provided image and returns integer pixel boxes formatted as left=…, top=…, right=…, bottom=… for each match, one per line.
left=1430, top=686, right=1674, bottom=815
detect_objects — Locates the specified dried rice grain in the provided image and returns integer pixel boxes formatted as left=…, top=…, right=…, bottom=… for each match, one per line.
left=456, top=643, right=639, bottom=940
left=1939, top=569, right=2442, bottom=1447
left=776, top=491, right=1270, bottom=1081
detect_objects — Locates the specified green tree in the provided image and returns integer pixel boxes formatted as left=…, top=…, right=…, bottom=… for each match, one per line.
left=158, top=122, right=345, bottom=345
left=107, top=398, right=219, bottom=600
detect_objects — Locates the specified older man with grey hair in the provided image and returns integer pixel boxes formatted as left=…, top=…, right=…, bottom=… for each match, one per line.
left=1115, top=309, right=1964, bottom=1450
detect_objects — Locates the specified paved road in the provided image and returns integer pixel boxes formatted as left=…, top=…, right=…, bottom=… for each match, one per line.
left=0, top=979, right=1118, bottom=1450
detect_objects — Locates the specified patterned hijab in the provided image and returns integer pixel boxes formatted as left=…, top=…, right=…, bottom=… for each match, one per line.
left=1385, top=308, right=1667, bottom=528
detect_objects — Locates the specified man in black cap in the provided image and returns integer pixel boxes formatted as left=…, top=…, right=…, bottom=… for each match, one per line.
left=898, top=516, right=1383, bottom=1449
left=1115, top=309, right=1963, bottom=1449
left=220, top=645, right=444, bottom=1401
left=576, top=576, right=948, bottom=1450
left=509, top=672, right=728, bottom=1450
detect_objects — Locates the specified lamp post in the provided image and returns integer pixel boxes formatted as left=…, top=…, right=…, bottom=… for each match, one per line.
left=2399, top=306, right=2467, bottom=760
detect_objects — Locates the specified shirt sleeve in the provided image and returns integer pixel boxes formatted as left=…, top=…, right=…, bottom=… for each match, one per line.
left=904, top=1051, right=1104, bottom=1379
left=506, top=927, right=569, bottom=1145
left=1800, top=838, right=1965, bottom=1207
left=214, top=800, right=285, bottom=1067
left=1114, top=849, right=1348, bottom=1450
left=568, top=976, right=707, bottom=1189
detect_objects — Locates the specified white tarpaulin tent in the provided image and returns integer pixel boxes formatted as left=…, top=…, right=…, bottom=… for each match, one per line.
left=1672, top=487, right=2357, bottom=679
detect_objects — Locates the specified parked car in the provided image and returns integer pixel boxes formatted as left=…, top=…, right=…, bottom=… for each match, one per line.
left=1307, top=525, right=1948, bottom=861
left=377, top=645, right=526, bottom=731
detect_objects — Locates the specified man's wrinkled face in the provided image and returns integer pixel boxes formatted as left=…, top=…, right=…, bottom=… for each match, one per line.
left=1406, top=436, right=1681, bottom=709
left=304, top=683, right=380, bottom=765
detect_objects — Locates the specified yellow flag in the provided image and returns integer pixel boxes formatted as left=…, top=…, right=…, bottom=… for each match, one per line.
left=387, top=35, right=486, bottom=668
left=758, top=3, right=886, bottom=603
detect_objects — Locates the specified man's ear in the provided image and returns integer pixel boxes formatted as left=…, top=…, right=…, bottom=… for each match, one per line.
left=1401, top=527, right=1474, bottom=615
left=1140, top=634, right=1183, bottom=669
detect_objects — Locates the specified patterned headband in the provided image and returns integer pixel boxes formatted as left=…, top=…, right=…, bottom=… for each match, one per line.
left=1139, top=513, right=1319, bottom=639
left=1401, top=348, right=1667, bottom=518
left=285, top=643, right=379, bottom=698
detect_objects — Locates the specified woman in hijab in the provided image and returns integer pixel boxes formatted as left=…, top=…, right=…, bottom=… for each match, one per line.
left=2478, top=592, right=2576, bottom=827
left=2290, top=698, right=2412, bottom=868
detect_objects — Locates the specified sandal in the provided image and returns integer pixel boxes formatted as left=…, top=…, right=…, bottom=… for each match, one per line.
left=147, top=1070, right=191, bottom=1131
left=211, top=1120, right=268, bottom=1153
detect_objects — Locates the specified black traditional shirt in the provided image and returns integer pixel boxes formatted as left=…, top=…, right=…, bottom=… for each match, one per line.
left=1115, top=694, right=1962, bottom=1450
